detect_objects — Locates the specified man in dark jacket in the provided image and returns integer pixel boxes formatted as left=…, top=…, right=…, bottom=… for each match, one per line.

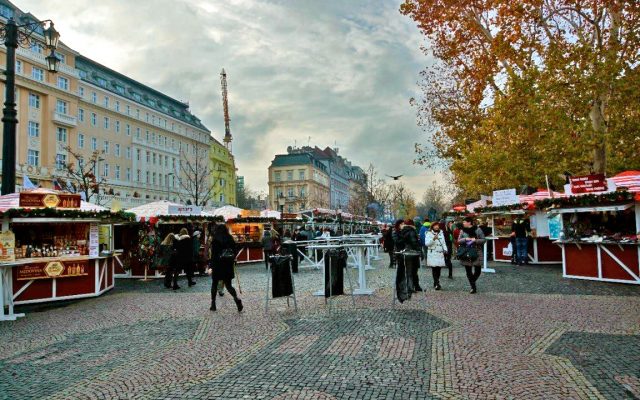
left=440, top=219, right=454, bottom=278
left=511, top=217, right=531, bottom=266
left=400, top=219, right=423, bottom=292
left=383, top=226, right=395, bottom=268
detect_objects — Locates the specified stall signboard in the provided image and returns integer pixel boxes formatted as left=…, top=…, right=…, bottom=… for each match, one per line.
left=492, top=189, right=519, bottom=206
left=167, top=205, right=202, bottom=215
left=570, top=174, right=608, bottom=194
left=89, top=223, right=99, bottom=257
left=16, top=259, right=90, bottom=280
left=281, top=213, right=299, bottom=219
left=19, top=193, right=81, bottom=209
left=0, top=230, right=15, bottom=262
left=241, top=209, right=260, bottom=217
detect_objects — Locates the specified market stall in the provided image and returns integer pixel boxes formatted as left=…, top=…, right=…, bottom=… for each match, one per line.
left=538, top=188, right=639, bottom=285
left=481, top=190, right=564, bottom=264
left=226, top=217, right=275, bottom=263
left=0, top=189, right=133, bottom=319
left=120, top=201, right=222, bottom=278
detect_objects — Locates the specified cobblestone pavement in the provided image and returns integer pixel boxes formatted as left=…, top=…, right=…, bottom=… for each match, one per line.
left=1, top=257, right=638, bottom=399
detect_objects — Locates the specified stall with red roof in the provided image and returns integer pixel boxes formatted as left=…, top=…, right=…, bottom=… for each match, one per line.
left=0, top=190, right=133, bottom=320
left=540, top=172, right=640, bottom=285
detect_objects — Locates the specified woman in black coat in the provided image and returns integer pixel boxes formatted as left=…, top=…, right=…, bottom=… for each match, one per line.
left=210, top=224, right=243, bottom=312
left=400, top=220, right=423, bottom=292
left=383, top=226, right=395, bottom=268
left=174, top=228, right=196, bottom=287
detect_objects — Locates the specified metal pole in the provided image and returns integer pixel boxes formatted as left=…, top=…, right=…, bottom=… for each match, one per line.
left=2, top=19, right=18, bottom=195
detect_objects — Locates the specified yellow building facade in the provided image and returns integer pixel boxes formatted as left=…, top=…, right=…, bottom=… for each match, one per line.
left=0, top=3, right=216, bottom=208
left=268, top=153, right=330, bottom=213
left=209, top=139, right=237, bottom=207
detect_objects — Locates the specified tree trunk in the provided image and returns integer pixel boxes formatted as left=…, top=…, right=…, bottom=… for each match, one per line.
left=589, top=96, right=607, bottom=174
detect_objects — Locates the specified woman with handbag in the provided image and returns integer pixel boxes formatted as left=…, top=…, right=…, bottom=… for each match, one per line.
left=457, top=217, right=486, bottom=294
left=210, top=224, right=243, bottom=312
left=424, top=222, right=447, bottom=290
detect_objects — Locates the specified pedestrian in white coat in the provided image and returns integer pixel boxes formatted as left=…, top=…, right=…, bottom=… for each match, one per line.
left=424, top=221, right=447, bottom=290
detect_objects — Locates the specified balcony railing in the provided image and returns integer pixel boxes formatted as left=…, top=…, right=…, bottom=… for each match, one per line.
left=52, top=112, right=77, bottom=127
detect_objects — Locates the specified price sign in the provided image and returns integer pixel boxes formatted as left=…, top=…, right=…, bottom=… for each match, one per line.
left=570, top=174, right=608, bottom=194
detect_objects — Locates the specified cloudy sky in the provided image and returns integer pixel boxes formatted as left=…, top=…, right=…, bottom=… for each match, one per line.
left=19, top=0, right=440, bottom=197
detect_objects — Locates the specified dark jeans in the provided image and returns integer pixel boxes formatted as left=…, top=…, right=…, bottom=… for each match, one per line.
left=515, top=237, right=528, bottom=264
left=431, top=267, right=441, bottom=285
left=395, top=254, right=414, bottom=302
left=211, top=278, right=238, bottom=303
left=405, top=254, right=421, bottom=291
left=464, top=266, right=482, bottom=289
left=444, top=253, right=453, bottom=277
left=184, top=263, right=195, bottom=283
left=388, top=251, right=395, bottom=267
left=164, top=266, right=180, bottom=288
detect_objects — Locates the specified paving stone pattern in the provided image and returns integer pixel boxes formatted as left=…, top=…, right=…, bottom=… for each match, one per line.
left=0, top=257, right=638, bottom=399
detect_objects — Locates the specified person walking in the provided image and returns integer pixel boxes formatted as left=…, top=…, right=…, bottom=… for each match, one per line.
left=174, top=228, right=196, bottom=287
left=511, top=217, right=530, bottom=266
left=457, top=217, right=486, bottom=294
left=207, top=225, right=225, bottom=297
left=401, top=219, right=423, bottom=292
left=442, top=220, right=454, bottom=278
left=383, top=225, right=395, bottom=268
left=161, top=233, right=177, bottom=289
left=193, top=230, right=205, bottom=277
left=262, top=229, right=274, bottom=269
left=425, top=222, right=447, bottom=290
left=209, top=224, right=243, bottom=312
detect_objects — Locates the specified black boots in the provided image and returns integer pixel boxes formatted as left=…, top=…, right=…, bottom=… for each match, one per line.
left=434, top=283, right=441, bottom=290
left=235, top=298, right=244, bottom=312
left=209, top=302, right=216, bottom=311
left=470, top=282, right=477, bottom=294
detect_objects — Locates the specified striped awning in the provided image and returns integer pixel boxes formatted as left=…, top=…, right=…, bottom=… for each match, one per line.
left=610, top=170, right=640, bottom=193
left=519, top=190, right=565, bottom=204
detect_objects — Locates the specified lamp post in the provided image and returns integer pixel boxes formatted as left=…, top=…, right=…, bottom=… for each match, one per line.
left=1, top=18, right=59, bottom=195
left=166, top=172, right=174, bottom=201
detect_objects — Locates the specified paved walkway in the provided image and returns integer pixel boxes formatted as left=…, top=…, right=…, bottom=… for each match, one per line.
left=1, top=258, right=638, bottom=399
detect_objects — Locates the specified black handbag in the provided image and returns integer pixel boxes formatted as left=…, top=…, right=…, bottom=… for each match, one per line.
left=456, top=245, right=479, bottom=262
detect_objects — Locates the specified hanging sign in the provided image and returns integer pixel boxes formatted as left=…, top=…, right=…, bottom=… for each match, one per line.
left=167, top=205, right=202, bottom=215
left=89, top=223, right=99, bottom=257
left=16, top=259, right=90, bottom=280
left=492, top=189, right=519, bottom=206
left=0, top=231, right=15, bottom=262
left=570, top=174, right=608, bottom=194
left=19, top=192, right=81, bottom=209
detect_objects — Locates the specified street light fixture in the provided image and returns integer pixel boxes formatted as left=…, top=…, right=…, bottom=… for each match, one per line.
left=1, top=18, right=60, bottom=195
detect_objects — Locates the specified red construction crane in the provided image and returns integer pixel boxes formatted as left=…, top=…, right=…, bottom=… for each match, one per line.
left=220, top=68, right=232, bottom=151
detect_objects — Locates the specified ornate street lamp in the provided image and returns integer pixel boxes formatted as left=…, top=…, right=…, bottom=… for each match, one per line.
left=1, top=18, right=60, bottom=194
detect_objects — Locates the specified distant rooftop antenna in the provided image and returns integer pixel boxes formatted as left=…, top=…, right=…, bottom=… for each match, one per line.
left=220, top=68, right=232, bottom=151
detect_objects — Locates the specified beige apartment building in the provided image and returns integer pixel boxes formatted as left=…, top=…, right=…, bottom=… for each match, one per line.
left=0, top=3, right=214, bottom=208
left=268, top=153, right=330, bottom=213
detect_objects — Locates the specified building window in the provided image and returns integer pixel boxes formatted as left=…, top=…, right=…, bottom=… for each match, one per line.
left=78, top=86, right=84, bottom=97
left=145, top=113, right=149, bottom=122
left=115, top=143, right=121, bottom=157
left=288, top=187, right=294, bottom=197
left=103, top=163, right=109, bottom=177
left=126, top=105, right=130, bottom=115
left=31, top=67, right=44, bottom=81
left=287, top=170, right=293, bottom=181
left=274, top=172, right=281, bottom=182
left=145, top=130, right=149, bottom=142
left=136, top=169, right=141, bottom=182
left=0, top=5, right=14, bottom=20
left=299, top=170, right=305, bottom=180
left=164, top=156, right=168, bottom=168
left=115, top=101, right=120, bottom=112
left=136, top=127, right=141, bottom=139
left=299, top=187, right=306, bottom=197
left=115, top=165, right=121, bottom=180
left=28, top=121, right=40, bottom=138
left=103, top=116, right=109, bottom=129
left=152, top=133, right=156, bottom=144
left=126, top=167, right=131, bottom=181
left=288, top=204, right=293, bottom=213
left=27, top=150, right=39, bottom=166
left=115, top=120, right=120, bottom=133
left=103, top=140, right=109, bottom=154
left=78, top=133, right=85, bottom=148
left=31, top=42, right=44, bottom=54
left=126, top=147, right=131, bottom=159
left=15, top=60, right=22, bottom=74
left=57, top=76, right=69, bottom=90
left=219, top=193, right=224, bottom=203
left=91, top=92, right=97, bottom=103
left=56, top=99, right=68, bottom=114
left=91, top=113, right=97, bottom=126
left=126, top=124, right=130, bottom=136
left=146, top=171, right=149, bottom=183
left=136, top=149, right=141, bottom=161
left=78, top=108, right=84, bottom=122
left=91, top=137, right=97, bottom=151
left=56, top=127, right=67, bottom=142
left=146, top=151, right=150, bottom=163
left=152, top=153, right=156, bottom=165
left=104, top=96, right=109, bottom=108
left=136, top=109, right=140, bottom=118
left=28, top=93, right=40, bottom=108
left=55, top=154, right=66, bottom=170
left=152, top=172, right=156, bottom=185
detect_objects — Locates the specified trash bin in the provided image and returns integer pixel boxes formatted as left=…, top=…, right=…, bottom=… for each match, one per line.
left=324, top=248, right=347, bottom=298
left=270, top=255, right=293, bottom=298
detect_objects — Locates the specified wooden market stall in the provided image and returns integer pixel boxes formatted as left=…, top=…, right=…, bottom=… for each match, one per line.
left=0, top=190, right=133, bottom=320
left=480, top=190, right=564, bottom=264
left=226, top=216, right=275, bottom=264
left=539, top=189, right=639, bottom=284
left=118, top=200, right=222, bottom=278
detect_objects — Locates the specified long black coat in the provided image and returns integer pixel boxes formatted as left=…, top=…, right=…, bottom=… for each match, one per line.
left=210, top=234, right=237, bottom=281
left=383, top=229, right=394, bottom=253
left=400, top=226, right=420, bottom=252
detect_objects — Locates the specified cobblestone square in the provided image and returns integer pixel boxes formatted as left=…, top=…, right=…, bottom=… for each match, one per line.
left=1, top=259, right=638, bottom=399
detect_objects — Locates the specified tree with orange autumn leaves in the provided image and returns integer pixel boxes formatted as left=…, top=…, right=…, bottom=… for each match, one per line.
left=401, top=0, right=640, bottom=196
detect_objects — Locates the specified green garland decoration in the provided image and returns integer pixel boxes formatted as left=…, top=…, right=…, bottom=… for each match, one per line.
left=154, top=215, right=224, bottom=223
left=534, top=190, right=634, bottom=209
left=475, top=204, right=529, bottom=213
left=0, top=208, right=136, bottom=221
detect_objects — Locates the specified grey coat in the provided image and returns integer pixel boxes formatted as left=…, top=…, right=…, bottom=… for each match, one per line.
left=457, top=227, right=486, bottom=267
